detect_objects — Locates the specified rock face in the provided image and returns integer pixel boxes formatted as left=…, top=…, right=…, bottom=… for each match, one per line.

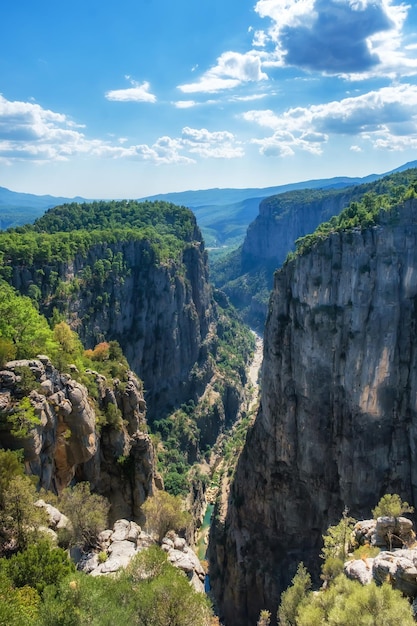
left=217, top=186, right=366, bottom=327
left=209, top=198, right=417, bottom=625
left=10, top=235, right=214, bottom=422
left=0, top=359, right=159, bottom=522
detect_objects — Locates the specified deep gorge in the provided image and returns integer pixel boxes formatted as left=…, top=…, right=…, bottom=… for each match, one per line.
left=2, top=178, right=417, bottom=625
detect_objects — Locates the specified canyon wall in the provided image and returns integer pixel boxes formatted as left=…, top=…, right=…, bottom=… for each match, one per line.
left=10, top=235, right=215, bottom=421
left=218, top=187, right=363, bottom=328
left=210, top=198, right=417, bottom=625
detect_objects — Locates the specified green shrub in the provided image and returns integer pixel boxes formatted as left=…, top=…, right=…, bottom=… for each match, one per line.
left=58, top=482, right=109, bottom=548
left=1, top=475, right=48, bottom=551
left=6, top=540, right=75, bottom=594
left=372, top=494, right=414, bottom=519
left=142, top=490, right=191, bottom=542
left=277, top=562, right=311, bottom=626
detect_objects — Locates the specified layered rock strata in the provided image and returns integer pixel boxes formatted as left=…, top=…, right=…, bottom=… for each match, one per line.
left=210, top=199, right=417, bottom=625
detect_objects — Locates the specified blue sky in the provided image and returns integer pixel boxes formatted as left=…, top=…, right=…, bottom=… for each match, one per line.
left=1, top=0, right=417, bottom=198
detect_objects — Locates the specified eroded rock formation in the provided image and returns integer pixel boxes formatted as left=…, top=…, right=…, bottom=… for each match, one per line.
left=0, top=358, right=159, bottom=522
left=210, top=198, right=417, bottom=625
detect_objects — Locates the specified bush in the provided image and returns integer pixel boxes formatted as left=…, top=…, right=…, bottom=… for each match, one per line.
left=295, top=575, right=415, bottom=626
left=0, top=337, right=16, bottom=367
left=58, top=482, right=109, bottom=548
left=6, top=540, right=75, bottom=594
left=1, top=475, right=48, bottom=551
left=0, top=449, right=25, bottom=507
left=372, top=494, right=414, bottom=519
left=0, top=569, right=40, bottom=626
left=277, top=562, right=311, bottom=626
left=122, top=547, right=212, bottom=626
left=142, top=490, right=191, bottom=542
left=39, top=571, right=135, bottom=626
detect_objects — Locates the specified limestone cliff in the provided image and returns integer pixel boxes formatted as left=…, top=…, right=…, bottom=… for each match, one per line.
left=0, top=358, right=159, bottom=523
left=210, top=197, right=417, bottom=625
left=215, top=168, right=417, bottom=328
left=10, top=236, right=214, bottom=422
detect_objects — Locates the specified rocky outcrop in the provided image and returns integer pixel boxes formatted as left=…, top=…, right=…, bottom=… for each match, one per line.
left=79, top=521, right=206, bottom=591
left=345, top=515, right=417, bottom=596
left=0, top=358, right=159, bottom=522
left=209, top=198, right=417, bottom=625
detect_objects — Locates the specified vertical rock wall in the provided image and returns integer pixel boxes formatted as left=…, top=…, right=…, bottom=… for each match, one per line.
left=210, top=199, right=417, bottom=625
left=10, top=236, right=215, bottom=421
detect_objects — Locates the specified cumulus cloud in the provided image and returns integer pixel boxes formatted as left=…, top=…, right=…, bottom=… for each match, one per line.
left=0, top=95, right=244, bottom=166
left=178, top=51, right=267, bottom=94
left=173, top=100, right=198, bottom=109
left=254, top=0, right=414, bottom=77
left=105, top=77, right=156, bottom=103
left=181, top=127, right=244, bottom=158
left=243, top=83, right=417, bottom=156
left=0, top=95, right=99, bottom=162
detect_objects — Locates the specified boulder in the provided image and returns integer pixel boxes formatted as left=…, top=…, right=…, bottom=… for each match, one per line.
left=373, top=550, right=417, bottom=596
left=35, top=499, right=71, bottom=530
left=344, top=558, right=374, bottom=585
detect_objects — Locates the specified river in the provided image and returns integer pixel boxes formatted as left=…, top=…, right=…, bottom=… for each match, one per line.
left=196, top=330, right=263, bottom=564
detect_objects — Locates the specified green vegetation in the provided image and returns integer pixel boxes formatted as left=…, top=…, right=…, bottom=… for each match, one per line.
left=0, top=450, right=212, bottom=624
left=0, top=200, right=196, bottom=272
left=277, top=496, right=416, bottom=625
left=278, top=563, right=312, bottom=626
left=0, top=474, right=49, bottom=552
left=5, top=540, right=75, bottom=594
left=57, top=482, right=110, bottom=549
left=320, top=509, right=357, bottom=583
left=289, top=176, right=417, bottom=261
left=142, top=491, right=191, bottom=542
left=0, top=545, right=214, bottom=626
left=372, top=493, right=414, bottom=519
left=283, top=575, right=415, bottom=626
left=0, top=279, right=59, bottom=361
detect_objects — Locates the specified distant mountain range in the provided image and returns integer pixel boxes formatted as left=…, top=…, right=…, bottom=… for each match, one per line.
left=1, top=160, right=416, bottom=250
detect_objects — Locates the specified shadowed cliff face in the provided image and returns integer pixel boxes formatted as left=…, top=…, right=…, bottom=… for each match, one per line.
left=210, top=199, right=417, bottom=626
left=10, top=236, right=214, bottom=421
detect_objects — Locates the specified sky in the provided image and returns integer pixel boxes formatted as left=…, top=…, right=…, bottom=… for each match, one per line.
left=1, top=0, right=417, bottom=199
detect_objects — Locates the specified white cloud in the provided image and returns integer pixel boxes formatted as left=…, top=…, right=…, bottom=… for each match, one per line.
left=253, top=0, right=415, bottom=77
left=181, top=127, right=245, bottom=158
left=173, top=100, right=198, bottom=109
left=105, top=78, right=156, bottom=103
left=178, top=51, right=267, bottom=94
left=243, top=83, right=417, bottom=156
left=0, top=95, right=244, bottom=166
left=229, top=93, right=269, bottom=102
